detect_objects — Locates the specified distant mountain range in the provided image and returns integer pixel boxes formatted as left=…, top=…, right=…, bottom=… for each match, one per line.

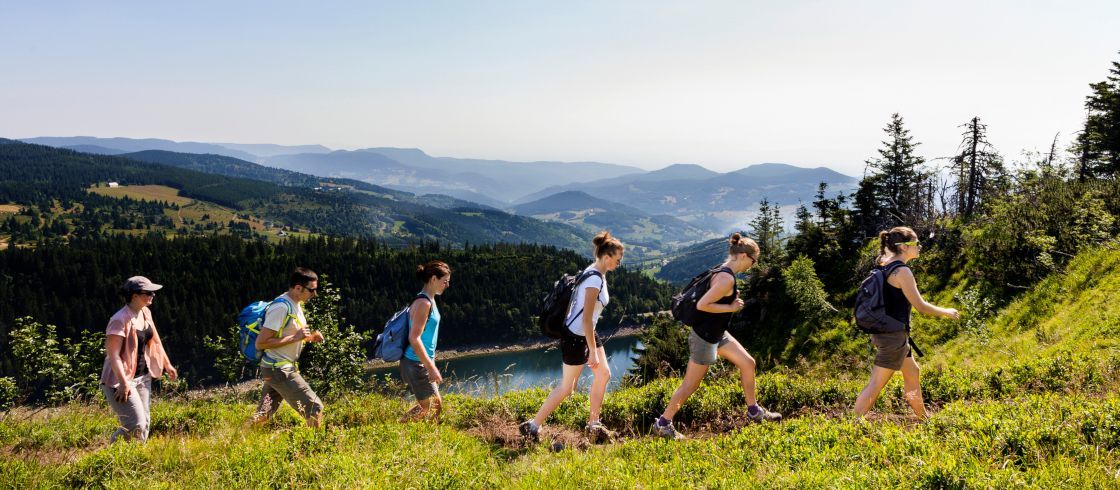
left=22, top=136, right=857, bottom=240
left=1, top=140, right=588, bottom=250
left=511, top=190, right=715, bottom=251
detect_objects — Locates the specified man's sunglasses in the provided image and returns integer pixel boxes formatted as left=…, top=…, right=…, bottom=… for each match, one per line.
left=137, top=291, right=156, bottom=297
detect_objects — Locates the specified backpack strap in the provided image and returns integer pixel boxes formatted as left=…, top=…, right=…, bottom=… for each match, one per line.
left=564, top=269, right=604, bottom=329
left=413, top=292, right=435, bottom=323
left=880, top=261, right=908, bottom=283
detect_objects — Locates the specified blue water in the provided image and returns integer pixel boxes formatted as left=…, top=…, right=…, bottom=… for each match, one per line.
left=373, top=334, right=644, bottom=396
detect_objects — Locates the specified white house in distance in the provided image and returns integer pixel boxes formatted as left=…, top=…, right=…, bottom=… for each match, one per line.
left=108, top=182, right=119, bottom=188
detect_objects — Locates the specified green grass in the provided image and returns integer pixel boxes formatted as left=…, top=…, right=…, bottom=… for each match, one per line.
left=934, top=245, right=1120, bottom=368
left=4, top=246, right=1120, bottom=487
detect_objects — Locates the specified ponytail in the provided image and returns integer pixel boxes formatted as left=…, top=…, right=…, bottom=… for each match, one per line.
left=592, top=231, right=625, bottom=258
left=878, top=226, right=917, bottom=260
left=728, top=232, right=760, bottom=261
left=416, top=260, right=451, bottom=283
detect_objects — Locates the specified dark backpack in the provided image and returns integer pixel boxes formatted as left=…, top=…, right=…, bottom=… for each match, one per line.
left=670, top=266, right=728, bottom=327
left=853, top=261, right=908, bottom=334
left=539, top=269, right=603, bottom=338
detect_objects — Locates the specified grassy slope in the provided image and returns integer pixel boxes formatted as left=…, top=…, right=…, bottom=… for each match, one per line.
left=4, top=247, right=1120, bottom=488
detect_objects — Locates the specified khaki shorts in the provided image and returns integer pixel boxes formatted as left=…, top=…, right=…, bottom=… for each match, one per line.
left=871, top=331, right=912, bottom=370
left=688, top=329, right=732, bottom=366
left=258, top=366, right=323, bottom=419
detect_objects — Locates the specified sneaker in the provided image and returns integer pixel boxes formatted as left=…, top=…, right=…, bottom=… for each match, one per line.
left=587, top=421, right=617, bottom=444
left=748, top=405, right=782, bottom=423
left=652, top=419, right=685, bottom=440
left=519, top=421, right=539, bottom=443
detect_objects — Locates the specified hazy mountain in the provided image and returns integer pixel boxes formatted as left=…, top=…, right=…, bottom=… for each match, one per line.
left=349, top=147, right=647, bottom=202
left=212, top=142, right=331, bottom=158
left=61, top=144, right=128, bottom=155
left=22, top=136, right=258, bottom=161
left=515, top=163, right=855, bottom=233
left=1, top=140, right=585, bottom=248
left=512, top=190, right=716, bottom=251
left=119, top=150, right=493, bottom=210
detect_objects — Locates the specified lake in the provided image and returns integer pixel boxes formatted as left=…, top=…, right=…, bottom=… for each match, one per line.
left=372, top=334, right=644, bottom=396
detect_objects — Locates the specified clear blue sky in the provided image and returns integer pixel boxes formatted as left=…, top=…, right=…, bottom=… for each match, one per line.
left=3, top=1, right=1118, bottom=174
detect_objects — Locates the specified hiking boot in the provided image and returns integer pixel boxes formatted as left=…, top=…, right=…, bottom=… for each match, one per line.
left=748, top=405, right=782, bottom=423
left=519, top=420, right=539, bottom=443
left=587, top=421, right=617, bottom=444
left=652, top=419, right=685, bottom=440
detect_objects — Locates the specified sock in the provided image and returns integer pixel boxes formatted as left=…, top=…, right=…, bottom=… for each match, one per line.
left=748, top=405, right=761, bottom=417
left=656, top=416, right=671, bottom=427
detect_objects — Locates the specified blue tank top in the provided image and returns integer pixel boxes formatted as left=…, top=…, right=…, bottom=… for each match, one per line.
left=404, top=293, right=440, bottom=362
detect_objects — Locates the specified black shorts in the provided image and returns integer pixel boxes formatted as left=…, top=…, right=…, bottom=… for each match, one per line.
left=560, top=332, right=602, bottom=366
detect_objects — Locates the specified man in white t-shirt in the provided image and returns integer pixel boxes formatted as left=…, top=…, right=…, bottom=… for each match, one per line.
left=253, top=267, right=326, bottom=427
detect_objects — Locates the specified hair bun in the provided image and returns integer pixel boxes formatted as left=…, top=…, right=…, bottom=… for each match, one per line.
left=729, top=232, right=742, bottom=245
left=592, top=230, right=611, bottom=247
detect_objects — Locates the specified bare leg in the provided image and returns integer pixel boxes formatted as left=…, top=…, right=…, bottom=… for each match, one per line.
left=899, top=356, right=925, bottom=419
left=587, top=347, right=612, bottom=423
left=403, top=398, right=432, bottom=422
left=532, top=363, right=584, bottom=427
left=854, top=366, right=896, bottom=416
left=716, top=336, right=758, bottom=406
left=660, top=361, right=711, bottom=421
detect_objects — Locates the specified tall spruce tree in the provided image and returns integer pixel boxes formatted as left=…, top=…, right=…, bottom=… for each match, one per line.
left=749, top=197, right=785, bottom=263
left=859, top=113, right=933, bottom=232
left=1077, top=54, right=1120, bottom=180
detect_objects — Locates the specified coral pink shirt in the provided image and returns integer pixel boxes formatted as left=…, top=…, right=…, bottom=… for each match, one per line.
left=100, top=306, right=170, bottom=388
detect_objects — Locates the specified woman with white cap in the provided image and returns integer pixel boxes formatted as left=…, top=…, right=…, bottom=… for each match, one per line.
left=100, top=275, right=178, bottom=443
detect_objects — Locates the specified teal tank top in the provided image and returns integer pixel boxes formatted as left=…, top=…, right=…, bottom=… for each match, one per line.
left=404, top=293, right=440, bottom=362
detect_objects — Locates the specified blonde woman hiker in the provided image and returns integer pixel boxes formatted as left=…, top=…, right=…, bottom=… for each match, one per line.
left=654, top=233, right=781, bottom=440
left=100, top=276, right=178, bottom=443
left=853, top=226, right=960, bottom=419
left=400, top=260, right=452, bottom=421
left=521, top=231, right=625, bottom=444
left=252, top=267, right=326, bottom=428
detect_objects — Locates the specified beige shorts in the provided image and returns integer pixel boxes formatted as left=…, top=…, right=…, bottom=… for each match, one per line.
left=258, top=366, right=323, bottom=419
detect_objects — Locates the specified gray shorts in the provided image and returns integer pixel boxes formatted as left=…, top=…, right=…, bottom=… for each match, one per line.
left=871, top=331, right=912, bottom=370
left=258, top=366, right=324, bottom=420
left=400, top=360, right=440, bottom=401
left=101, top=374, right=152, bottom=443
left=688, top=329, right=733, bottom=366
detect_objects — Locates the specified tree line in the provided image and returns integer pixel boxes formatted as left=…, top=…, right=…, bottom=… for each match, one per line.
left=0, top=234, right=673, bottom=388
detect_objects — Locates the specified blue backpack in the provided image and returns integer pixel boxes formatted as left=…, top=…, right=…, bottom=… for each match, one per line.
left=238, top=298, right=294, bottom=363
left=373, top=293, right=431, bottom=362
left=853, top=261, right=908, bottom=334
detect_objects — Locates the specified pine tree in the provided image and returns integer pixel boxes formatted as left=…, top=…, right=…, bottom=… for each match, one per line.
left=862, top=113, right=934, bottom=228
left=1077, top=53, right=1120, bottom=180
left=749, top=197, right=784, bottom=262
left=952, top=117, right=1005, bottom=219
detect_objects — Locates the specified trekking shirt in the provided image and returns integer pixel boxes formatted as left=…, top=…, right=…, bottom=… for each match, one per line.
left=689, top=266, right=738, bottom=343
left=260, top=293, right=307, bottom=364
left=100, top=306, right=169, bottom=388
left=880, top=261, right=912, bottom=331
left=566, top=264, right=609, bottom=336
left=404, top=293, right=440, bottom=362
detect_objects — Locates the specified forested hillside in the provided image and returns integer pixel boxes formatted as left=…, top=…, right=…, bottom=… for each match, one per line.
left=0, top=141, right=588, bottom=248
left=0, top=235, right=672, bottom=385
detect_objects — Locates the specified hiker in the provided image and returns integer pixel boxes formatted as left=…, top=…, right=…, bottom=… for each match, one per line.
left=252, top=267, right=326, bottom=427
left=100, top=276, right=178, bottom=443
left=521, top=231, right=624, bottom=444
left=654, top=233, right=781, bottom=440
left=400, top=260, right=452, bottom=421
left=853, top=227, right=960, bottom=419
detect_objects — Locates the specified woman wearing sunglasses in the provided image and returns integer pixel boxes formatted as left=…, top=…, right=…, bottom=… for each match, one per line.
left=854, top=226, right=960, bottom=419
left=100, top=276, right=177, bottom=443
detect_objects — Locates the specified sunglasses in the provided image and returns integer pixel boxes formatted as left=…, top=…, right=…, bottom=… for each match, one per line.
left=136, top=291, right=156, bottom=297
